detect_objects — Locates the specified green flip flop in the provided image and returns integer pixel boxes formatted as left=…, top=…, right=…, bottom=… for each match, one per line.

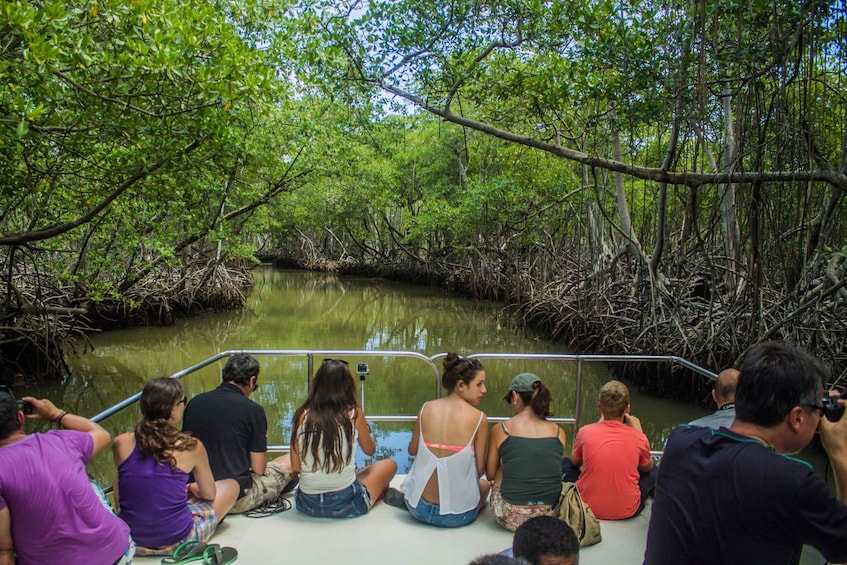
left=161, top=541, right=208, bottom=564
left=203, top=545, right=238, bottom=565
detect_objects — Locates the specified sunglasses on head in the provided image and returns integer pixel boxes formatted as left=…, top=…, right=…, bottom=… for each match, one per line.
left=322, top=359, right=349, bottom=366
left=1, top=385, right=33, bottom=415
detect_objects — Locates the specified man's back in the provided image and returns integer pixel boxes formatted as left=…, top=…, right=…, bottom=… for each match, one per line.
left=688, top=407, right=735, bottom=429
left=644, top=425, right=847, bottom=565
left=0, top=430, right=130, bottom=565
left=183, top=383, right=267, bottom=494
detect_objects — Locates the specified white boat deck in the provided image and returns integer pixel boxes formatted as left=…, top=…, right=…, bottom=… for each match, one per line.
left=132, top=474, right=829, bottom=565
left=130, top=476, right=641, bottom=564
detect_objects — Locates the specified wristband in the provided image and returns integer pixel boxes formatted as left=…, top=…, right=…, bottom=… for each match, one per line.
left=54, top=411, right=68, bottom=427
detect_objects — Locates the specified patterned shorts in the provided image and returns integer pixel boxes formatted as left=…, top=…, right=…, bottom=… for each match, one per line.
left=134, top=501, right=218, bottom=556
left=490, top=486, right=555, bottom=532
left=231, top=460, right=293, bottom=514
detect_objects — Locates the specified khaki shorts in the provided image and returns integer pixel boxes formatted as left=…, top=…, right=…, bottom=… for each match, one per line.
left=230, top=460, right=293, bottom=514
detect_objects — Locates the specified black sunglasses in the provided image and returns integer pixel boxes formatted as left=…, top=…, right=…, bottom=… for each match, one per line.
left=322, top=358, right=349, bottom=366
left=804, top=404, right=826, bottom=417
left=463, top=357, right=483, bottom=369
left=1, top=385, right=33, bottom=414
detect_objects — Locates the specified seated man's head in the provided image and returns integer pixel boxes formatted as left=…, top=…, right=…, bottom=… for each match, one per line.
left=0, top=386, right=24, bottom=442
left=735, top=341, right=828, bottom=453
left=598, top=380, right=629, bottom=420
left=713, top=368, right=739, bottom=407
left=513, top=516, right=579, bottom=565
left=223, top=354, right=260, bottom=392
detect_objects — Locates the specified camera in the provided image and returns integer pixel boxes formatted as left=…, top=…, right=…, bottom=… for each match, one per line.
left=356, top=363, right=369, bottom=376
left=822, top=397, right=844, bottom=422
left=16, top=400, right=34, bottom=415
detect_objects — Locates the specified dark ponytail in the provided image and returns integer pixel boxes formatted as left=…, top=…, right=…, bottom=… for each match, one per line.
left=517, top=381, right=553, bottom=419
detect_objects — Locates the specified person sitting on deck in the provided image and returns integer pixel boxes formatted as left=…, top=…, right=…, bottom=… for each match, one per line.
left=384, top=353, right=490, bottom=527
left=183, top=354, right=296, bottom=514
left=513, top=515, right=579, bottom=565
left=487, top=373, right=566, bottom=532
left=644, top=341, right=847, bottom=564
left=0, top=386, right=134, bottom=565
left=561, top=380, right=655, bottom=520
left=290, top=358, right=397, bottom=518
left=113, top=377, right=239, bottom=555
left=688, top=368, right=739, bottom=429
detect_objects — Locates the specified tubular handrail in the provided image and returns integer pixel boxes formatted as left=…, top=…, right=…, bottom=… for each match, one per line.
left=92, top=350, right=716, bottom=461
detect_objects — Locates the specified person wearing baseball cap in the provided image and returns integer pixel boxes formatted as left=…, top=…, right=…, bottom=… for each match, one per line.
left=487, top=373, right=566, bottom=532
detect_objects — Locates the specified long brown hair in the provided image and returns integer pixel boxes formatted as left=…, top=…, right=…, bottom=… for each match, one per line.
left=135, top=377, right=197, bottom=470
left=290, top=359, right=358, bottom=473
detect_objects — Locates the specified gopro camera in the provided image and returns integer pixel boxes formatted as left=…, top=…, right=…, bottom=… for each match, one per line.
left=356, top=363, right=369, bottom=376
left=16, top=400, right=34, bottom=415
left=822, top=397, right=844, bottom=422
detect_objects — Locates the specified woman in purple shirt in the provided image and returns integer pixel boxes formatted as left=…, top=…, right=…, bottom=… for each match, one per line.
left=113, top=378, right=239, bottom=555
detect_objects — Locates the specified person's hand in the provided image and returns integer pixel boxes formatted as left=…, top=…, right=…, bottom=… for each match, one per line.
left=624, top=413, right=644, bottom=432
left=20, top=397, right=63, bottom=422
left=820, top=391, right=847, bottom=457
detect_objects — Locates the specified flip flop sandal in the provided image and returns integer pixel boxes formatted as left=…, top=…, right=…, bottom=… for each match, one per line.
left=161, top=541, right=208, bottom=564
left=203, top=545, right=238, bottom=565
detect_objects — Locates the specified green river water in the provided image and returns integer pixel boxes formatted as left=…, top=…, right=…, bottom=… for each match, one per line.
left=18, top=268, right=828, bottom=484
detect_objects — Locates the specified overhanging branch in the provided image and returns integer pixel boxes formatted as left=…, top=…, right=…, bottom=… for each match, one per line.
left=378, top=81, right=847, bottom=191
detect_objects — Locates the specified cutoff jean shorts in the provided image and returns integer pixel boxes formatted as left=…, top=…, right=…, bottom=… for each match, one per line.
left=295, top=480, right=371, bottom=519
left=405, top=496, right=480, bottom=528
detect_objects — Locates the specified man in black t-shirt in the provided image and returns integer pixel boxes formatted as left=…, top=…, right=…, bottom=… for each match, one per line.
left=183, top=354, right=296, bottom=513
left=644, top=341, right=847, bottom=565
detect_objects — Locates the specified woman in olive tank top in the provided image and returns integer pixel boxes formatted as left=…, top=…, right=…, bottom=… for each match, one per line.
left=487, top=372, right=566, bottom=531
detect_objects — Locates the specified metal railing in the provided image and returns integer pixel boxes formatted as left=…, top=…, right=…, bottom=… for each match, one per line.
left=92, top=350, right=716, bottom=458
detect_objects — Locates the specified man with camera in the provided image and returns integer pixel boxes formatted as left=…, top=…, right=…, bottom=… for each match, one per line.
left=0, top=387, right=134, bottom=565
left=183, top=354, right=297, bottom=513
left=644, top=341, right=847, bottom=565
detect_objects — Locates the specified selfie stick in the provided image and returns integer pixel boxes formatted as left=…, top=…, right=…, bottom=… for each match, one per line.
left=357, top=364, right=369, bottom=413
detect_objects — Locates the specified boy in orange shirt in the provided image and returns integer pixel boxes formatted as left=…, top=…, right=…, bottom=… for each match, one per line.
left=562, top=380, right=655, bottom=520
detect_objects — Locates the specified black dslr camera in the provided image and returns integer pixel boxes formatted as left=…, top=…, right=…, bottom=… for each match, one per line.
left=822, top=397, right=845, bottom=422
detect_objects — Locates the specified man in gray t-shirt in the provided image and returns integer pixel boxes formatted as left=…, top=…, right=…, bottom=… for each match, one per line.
left=689, top=368, right=739, bottom=429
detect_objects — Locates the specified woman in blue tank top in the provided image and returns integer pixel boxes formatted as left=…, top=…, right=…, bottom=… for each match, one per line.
left=487, top=372, right=566, bottom=531
left=113, top=378, right=240, bottom=555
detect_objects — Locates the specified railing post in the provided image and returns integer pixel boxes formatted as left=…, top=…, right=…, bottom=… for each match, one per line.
left=574, top=358, right=584, bottom=434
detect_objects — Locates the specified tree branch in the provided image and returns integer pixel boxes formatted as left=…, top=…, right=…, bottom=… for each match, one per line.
left=0, top=139, right=204, bottom=246
left=377, top=81, right=847, bottom=191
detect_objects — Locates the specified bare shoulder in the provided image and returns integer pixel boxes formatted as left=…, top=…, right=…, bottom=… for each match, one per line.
left=112, top=432, right=135, bottom=462
left=114, top=431, right=134, bottom=444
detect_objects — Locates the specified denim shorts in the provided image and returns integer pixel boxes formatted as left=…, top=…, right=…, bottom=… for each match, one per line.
left=296, top=480, right=371, bottom=519
left=405, top=496, right=480, bottom=528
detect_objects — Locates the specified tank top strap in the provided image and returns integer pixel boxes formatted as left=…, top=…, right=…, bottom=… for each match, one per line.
left=470, top=411, right=483, bottom=439
left=500, top=422, right=511, bottom=435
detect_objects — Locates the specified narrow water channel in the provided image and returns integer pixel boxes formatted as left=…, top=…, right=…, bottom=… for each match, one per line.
left=22, top=268, right=815, bottom=483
